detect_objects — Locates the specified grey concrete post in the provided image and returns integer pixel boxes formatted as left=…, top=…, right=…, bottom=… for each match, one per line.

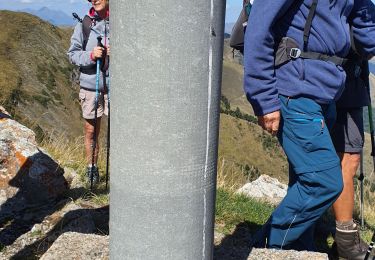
left=110, top=1, right=226, bottom=259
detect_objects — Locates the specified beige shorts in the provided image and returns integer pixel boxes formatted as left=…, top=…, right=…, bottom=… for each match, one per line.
left=79, top=88, right=108, bottom=120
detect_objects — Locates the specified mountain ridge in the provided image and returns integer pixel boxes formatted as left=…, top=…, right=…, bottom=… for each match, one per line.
left=0, top=10, right=82, bottom=140
left=18, top=7, right=75, bottom=26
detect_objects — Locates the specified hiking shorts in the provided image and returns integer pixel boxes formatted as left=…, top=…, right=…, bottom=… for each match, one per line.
left=330, top=107, right=364, bottom=153
left=79, top=88, right=108, bottom=120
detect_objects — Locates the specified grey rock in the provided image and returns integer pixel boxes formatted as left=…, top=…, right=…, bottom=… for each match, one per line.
left=0, top=111, right=68, bottom=211
left=248, top=248, right=328, bottom=260
left=237, top=174, right=287, bottom=205
left=40, top=232, right=109, bottom=260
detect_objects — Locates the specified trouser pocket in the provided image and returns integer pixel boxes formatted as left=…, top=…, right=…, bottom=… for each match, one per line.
left=283, top=114, right=324, bottom=153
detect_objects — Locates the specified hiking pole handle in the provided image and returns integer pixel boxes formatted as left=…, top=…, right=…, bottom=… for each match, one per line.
left=97, top=36, right=104, bottom=48
left=72, top=13, right=82, bottom=23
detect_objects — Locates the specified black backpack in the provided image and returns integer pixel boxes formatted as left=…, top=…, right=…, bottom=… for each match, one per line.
left=230, top=0, right=252, bottom=54
left=72, top=13, right=94, bottom=51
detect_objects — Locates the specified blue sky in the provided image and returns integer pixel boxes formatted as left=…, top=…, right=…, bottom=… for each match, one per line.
left=0, top=0, right=90, bottom=17
left=226, top=0, right=243, bottom=23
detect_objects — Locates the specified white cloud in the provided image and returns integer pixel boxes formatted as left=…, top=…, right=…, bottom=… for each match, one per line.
left=20, top=0, right=33, bottom=3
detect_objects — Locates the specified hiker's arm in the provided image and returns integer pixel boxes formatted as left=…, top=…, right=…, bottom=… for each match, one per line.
left=350, top=0, right=375, bottom=58
left=243, top=0, right=295, bottom=116
left=67, top=23, right=96, bottom=67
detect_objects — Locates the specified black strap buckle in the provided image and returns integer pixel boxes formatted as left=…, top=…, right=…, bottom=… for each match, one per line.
left=290, top=48, right=301, bottom=59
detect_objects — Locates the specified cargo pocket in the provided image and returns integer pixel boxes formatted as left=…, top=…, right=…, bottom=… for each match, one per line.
left=283, top=114, right=324, bottom=153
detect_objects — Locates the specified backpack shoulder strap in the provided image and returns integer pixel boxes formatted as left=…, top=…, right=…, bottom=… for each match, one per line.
left=303, top=0, right=318, bottom=50
left=82, top=15, right=93, bottom=51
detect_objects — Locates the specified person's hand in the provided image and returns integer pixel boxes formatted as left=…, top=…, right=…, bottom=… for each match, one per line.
left=106, top=46, right=110, bottom=56
left=257, top=110, right=280, bottom=136
left=91, top=46, right=105, bottom=60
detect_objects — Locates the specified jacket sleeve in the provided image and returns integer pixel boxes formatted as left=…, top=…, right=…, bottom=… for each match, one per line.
left=350, top=0, right=375, bottom=58
left=243, top=0, right=295, bottom=116
left=67, top=23, right=95, bottom=67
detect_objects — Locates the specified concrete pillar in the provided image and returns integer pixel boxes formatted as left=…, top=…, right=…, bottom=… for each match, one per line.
left=110, top=1, right=226, bottom=259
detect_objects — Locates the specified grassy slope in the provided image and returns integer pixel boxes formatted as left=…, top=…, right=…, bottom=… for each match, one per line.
left=0, top=10, right=82, bottom=140
left=218, top=114, right=288, bottom=188
left=220, top=39, right=288, bottom=188
left=221, top=39, right=254, bottom=116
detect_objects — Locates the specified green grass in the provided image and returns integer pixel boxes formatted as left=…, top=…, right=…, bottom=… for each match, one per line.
left=215, top=188, right=274, bottom=235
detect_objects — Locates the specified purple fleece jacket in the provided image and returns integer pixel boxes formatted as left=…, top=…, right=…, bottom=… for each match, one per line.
left=244, top=0, right=375, bottom=116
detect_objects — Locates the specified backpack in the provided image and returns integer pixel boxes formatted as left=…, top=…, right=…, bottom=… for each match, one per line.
left=72, top=13, right=94, bottom=51
left=229, top=0, right=253, bottom=54
left=81, top=15, right=94, bottom=51
left=231, top=0, right=347, bottom=67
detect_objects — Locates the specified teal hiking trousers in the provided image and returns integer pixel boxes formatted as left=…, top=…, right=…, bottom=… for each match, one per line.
left=253, top=95, right=343, bottom=250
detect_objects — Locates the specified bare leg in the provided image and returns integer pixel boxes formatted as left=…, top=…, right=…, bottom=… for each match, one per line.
left=332, top=152, right=359, bottom=222
left=84, top=118, right=102, bottom=165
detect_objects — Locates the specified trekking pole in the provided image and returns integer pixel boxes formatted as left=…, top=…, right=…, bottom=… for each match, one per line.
left=362, top=61, right=375, bottom=228
left=90, top=36, right=103, bottom=191
left=359, top=150, right=364, bottom=228
left=364, top=231, right=375, bottom=260
left=105, top=59, right=110, bottom=191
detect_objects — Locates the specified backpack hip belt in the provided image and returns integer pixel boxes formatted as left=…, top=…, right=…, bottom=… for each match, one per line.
left=80, top=65, right=97, bottom=75
left=275, top=37, right=348, bottom=67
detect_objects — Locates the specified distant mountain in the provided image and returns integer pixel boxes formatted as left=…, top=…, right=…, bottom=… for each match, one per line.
left=19, top=7, right=75, bottom=26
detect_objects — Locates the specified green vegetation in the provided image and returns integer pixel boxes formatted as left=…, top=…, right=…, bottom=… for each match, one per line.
left=221, top=95, right=257, bottom=123
left=0, top=10, right=83, bottom=139
left=215, top=188, right=274, bottom=235
left=33, top=94, right=51, bottom=108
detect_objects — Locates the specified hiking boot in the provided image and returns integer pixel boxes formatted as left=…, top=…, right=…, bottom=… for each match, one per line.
left=86, top=165, right=99, bottom=185
left=333, top=225, right=374, bottom=260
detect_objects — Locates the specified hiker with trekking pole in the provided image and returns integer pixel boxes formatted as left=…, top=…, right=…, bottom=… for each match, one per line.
left=330, top=39, right=375, bottom=259
left=240, top=0, right=375, bottom=252
left=68, top=0, right=110, bottom=189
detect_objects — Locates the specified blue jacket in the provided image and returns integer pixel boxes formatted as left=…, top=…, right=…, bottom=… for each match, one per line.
left=244, top=0, right=375, bottom=116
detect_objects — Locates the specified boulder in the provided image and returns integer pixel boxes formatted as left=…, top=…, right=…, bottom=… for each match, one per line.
left=0, top=108, right=68, bottom=212
left=236, top=174, right=287, bottom=205
left=40, top=232, right=109, bottom=260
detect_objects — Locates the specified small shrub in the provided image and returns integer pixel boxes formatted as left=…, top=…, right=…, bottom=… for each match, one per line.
left=33, top=95, right=50, bottom=108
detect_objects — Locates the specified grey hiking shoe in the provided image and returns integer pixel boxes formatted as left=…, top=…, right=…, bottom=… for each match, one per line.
left=332, top=224, right=374, bottom=260
left=86, top=165, right=99, bottom=185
